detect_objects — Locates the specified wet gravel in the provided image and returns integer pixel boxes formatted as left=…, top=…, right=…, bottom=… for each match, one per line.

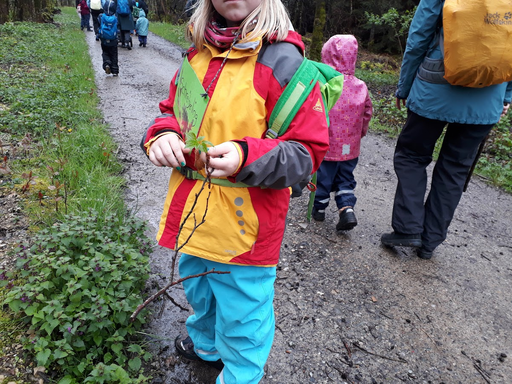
left=86, top=31, right=512, bottom=384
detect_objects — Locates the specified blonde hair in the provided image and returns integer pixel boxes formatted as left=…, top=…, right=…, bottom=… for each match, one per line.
left=187, top=0, right=291, bottom=49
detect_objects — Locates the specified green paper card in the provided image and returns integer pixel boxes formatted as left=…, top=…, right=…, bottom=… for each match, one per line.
left=175, top=57, right=210, bottom=135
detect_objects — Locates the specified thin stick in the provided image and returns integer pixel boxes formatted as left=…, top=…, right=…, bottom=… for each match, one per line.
left=130, top=269, right=229, bottom=322
left=352, top=341, right=407, bottom=363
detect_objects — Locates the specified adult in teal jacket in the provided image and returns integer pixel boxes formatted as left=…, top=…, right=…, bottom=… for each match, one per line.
left=381, top=0, right=512, bottom=259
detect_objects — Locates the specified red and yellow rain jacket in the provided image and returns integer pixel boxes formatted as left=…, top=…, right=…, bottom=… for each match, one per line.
left=141, top=31, right=329, bottom=267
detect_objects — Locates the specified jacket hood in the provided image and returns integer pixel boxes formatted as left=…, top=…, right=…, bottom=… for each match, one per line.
left=139, top=9, right=146, bottom=18
left=321, top=34, right=358, bottom=76
left=105, top=0, right=116, bottom=15
left=263, top=30, right=305, bottom=55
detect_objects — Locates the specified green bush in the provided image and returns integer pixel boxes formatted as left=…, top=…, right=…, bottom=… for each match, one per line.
left=1, top=211, right=152, bottom=383
left=370, top=94, right=407, bottom=134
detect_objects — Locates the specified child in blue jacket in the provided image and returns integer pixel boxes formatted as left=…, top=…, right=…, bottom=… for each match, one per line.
left=135, top=9, right=149, bottom=47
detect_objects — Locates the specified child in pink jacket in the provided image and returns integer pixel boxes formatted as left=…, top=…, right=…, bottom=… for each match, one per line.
left=312, top=35, right=373, bottom=231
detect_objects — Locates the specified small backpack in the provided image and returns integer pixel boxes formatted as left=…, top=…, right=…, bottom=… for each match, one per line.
left=443, top=0, right=512, bottom=87
left=266, top=58, right=344, bottom=221
left=117, top=0, right=131, bottom=16
left=99, top=13, right=118, bottom=40
left=132, top=6, right=141, bottom=18
left=90, top=0, right=102, bottom=10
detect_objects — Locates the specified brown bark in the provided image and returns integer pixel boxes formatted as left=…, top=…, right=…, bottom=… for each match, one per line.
left=0, top=0, right=9, bottom=24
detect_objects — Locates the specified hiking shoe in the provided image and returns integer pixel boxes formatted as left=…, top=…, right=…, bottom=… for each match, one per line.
left=312, top=207, right=325, bottom=222
left=417, top=247, right=434, bottom=260
left=104, top=65, right=111, bottom=74
left=175, top=335, right=224, bottom=371
left=381, top=232, right=422, bottom=248
left=336, top=207, right=357, bottom=231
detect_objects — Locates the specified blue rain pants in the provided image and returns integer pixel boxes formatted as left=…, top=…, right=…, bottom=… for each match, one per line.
left=314, top=158, right=359, bottom=212
left=179, top=253, right=276, bottom=384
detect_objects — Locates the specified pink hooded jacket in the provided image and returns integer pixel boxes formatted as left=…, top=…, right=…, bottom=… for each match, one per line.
left=321, top=35, right=373, bottom=161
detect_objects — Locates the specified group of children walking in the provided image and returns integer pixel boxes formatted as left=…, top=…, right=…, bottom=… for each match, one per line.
left=79, top=0, right=150, bottom=76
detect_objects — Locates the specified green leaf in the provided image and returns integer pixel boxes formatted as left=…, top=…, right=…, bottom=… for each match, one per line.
left=58, top=376, right=76, bottom=384
left=93, top=334, right=103, bottom=346
left=114, top=311, right=127, bottom=324
left=69, top=292, right=82, bottom=303
left=42, top=319, right=59, bottom=336
left=73, top=339, right=85, bottom=349
left=77, top=361, right=87, bottom=373
left=25, top=305, right=38, bottom=316
left=36, top=349, right=52, bottom=365
left=127, top=344, right=142, bottom=354
left=111, top=343, right=123, bottom=355
left=128, top=357, right=141, bottom=372
left=53, top=349, right=69, bottom=359
left=103, top=352, right=113, bottom=363
left=114, top=365, right=131, bottom=380
left=8, top=299, right=22, bottom=312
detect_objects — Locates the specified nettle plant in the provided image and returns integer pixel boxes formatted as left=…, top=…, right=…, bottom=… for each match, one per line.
left=0, top=211, right=152, bottom=383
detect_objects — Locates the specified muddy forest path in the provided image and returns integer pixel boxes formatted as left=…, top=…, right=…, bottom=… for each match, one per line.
left=85, top=31, right=512, bottom=384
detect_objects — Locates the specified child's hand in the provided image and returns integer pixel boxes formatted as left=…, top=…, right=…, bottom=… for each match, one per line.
left=201, top=142, right=240, bottom=178
left=148, top=133, right=190, bottom=168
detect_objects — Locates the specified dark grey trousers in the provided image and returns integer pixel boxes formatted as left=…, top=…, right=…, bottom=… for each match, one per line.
left=392, top=110, right=494, bottom=251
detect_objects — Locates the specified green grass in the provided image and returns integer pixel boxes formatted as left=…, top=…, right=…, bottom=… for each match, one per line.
left=149, top=21, right=189, bottom=49
left=0, top=8, right=126, bottom=226
left=356, top=68, right=399, bottom=87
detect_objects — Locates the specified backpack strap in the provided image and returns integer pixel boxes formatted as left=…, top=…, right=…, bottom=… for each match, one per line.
left=178, top=166, right=250, bottom=188
left=266, top=58, right=321, bottom=139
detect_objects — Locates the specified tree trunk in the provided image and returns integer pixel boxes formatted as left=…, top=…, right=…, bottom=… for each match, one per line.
left=309, top=0, right=326, bottom=61
left=0, top=0, right=9, bottom=24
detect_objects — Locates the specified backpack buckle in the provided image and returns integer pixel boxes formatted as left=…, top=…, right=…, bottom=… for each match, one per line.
left=179, top=166, right=202, bottom=181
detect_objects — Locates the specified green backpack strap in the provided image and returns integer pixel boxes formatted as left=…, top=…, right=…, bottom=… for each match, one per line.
left=266, top=59, right=321, bottom=139
left=266, top=58, right=344, bottom=139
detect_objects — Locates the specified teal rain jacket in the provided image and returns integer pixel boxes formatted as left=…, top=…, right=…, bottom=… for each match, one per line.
left=135, top=9, right=149, bottom=36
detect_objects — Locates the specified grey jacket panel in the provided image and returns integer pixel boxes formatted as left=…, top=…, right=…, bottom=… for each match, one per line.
left=257, top=42, right=303, bottom=88
left=235, top=141, right=313, bottom=189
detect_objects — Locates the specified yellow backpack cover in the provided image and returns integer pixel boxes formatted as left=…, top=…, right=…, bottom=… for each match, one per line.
left=443, top=0, right=512, bottom=87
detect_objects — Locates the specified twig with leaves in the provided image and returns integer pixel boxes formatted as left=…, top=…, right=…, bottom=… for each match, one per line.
left=130, top=132, right=229, bottom=322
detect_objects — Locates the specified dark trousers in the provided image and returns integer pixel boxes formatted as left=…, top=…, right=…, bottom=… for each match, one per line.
left=392, top=110, right=493, bottom=251
left=91, top=9, right=102, bottom=36
left=120, top=30, right=130, bottom=46
left=80, top=14, right=91, bottom=30
left=101, top=43, right=119, bottom=74
left=314, top=158, right=359, bottom=211
left=138, top=35, right=147, bottom=46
